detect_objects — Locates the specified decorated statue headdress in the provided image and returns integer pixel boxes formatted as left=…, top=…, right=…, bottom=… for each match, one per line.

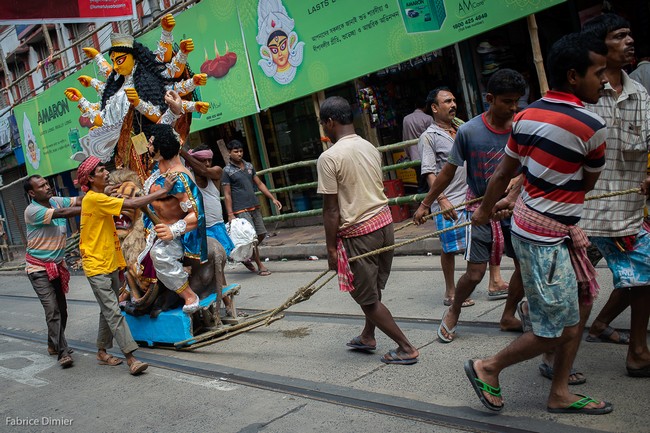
left=256, top=0, right=295, bottom=45
left=108, top=33, right=135, bottom=54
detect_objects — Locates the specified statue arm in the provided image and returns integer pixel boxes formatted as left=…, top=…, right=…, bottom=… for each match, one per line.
left=161, top=50, right=187, bottom=79
left=155, top=13, right=176, bottom=63
left=154, top=29, right=174, bottom=63
left=93, top=53, right=113, bottom=79
left=168, top=78, right=196, bottom=96
left=134, top=99, right=163, bottom=123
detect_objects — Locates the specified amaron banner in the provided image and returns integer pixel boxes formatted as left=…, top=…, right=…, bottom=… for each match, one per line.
left=13, top=65, right=98, bottom=177
left=0, top=0, right=137, bottom=24
left=238, top=0, right=565, bottom=109
left=137, top=0, right=259, bottom=132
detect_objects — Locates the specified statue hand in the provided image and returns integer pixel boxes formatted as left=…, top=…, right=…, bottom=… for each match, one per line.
left=193, top=73, right=207, bottom=86
left=93, top=115, right=103, bottom=127
left=180, top=39, right=194, bottom=54
left=64, top=87, right=82, bottom=102
left=82, top=47, right=99, bottom=59
left=124, top=88, right=140, bottom=106
left=195, top=101, right=209, bottom=114
left=161, top=14, right=175, bottom=31
left=77, top=75, right=93, bottom=87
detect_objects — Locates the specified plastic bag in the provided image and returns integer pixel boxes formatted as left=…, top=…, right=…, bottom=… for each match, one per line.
left=226, top=218, right=257, bottom=261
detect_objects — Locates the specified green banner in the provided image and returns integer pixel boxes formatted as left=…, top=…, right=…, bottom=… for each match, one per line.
left=13, top=64, right=98, bottom=177
left=138, top=0, right=259, bottom=132
left=239, top=0, right=565, bottom=109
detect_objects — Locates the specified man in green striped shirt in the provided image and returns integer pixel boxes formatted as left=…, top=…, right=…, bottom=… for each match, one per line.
left=24, top=175, right=82, bottom=368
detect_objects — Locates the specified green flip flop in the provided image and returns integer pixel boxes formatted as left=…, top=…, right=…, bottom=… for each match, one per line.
left=547, top=394, right=613, bottom=415
left=464, top=359, right=503, bottom=411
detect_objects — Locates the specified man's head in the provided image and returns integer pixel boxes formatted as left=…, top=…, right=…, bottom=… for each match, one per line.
left=226, top=140, right=245, bottom=164
left=486, top=69, right=527, bottom=122
left=189, top=144, right=213, bottom=168
left=547, top=32, right=608, bottom=103
left=318, top=96, right=353, bottom=142
left=426, top=87, right=457, bottom=125
left=74, top=156, right=101, bottom=192
left=146, top=124, right=181, bottom=161
left=583, top=13, right=634, bottom=68
left=23, top=175, right=52, bottom=202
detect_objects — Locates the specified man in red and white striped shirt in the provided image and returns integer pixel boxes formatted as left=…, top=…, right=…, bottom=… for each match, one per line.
left=464, top=33, right=612, bottom=415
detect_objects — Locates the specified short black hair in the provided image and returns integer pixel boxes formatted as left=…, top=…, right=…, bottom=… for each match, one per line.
left=226, top=140, right=244, bottom=151
left=319, top=96, right=353, bottom=125
left=147, top=124, right=180, bottom=160
left=547, top=32, right=608, bottom=89
left=426, top=87, right=452, bottom=106
left=582, top=13, right=630, bottom=42
left=23, top=175, right=43, bottom=193
left=486, top=68, right=527, bottom=96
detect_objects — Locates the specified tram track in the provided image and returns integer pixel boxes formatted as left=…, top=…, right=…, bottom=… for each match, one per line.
left=0, top=293, right=508, bottom=332
left=0, top=325, right=606, bottom=433
left=1, top=291, right=615, bottom=433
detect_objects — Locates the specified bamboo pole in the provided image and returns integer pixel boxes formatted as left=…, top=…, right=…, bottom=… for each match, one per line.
left=527, top=14, right=549, bottom=96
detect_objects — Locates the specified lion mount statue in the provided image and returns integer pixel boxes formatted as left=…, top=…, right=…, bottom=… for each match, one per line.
left=110, top=169, right=228, bottom=323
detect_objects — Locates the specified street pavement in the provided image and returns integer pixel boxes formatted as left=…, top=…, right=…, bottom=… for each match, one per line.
left=0, top=253, right=648, bottom=433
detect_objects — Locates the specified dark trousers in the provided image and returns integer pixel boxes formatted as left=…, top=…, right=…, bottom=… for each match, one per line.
left=28, top=271, right=70, bottom=359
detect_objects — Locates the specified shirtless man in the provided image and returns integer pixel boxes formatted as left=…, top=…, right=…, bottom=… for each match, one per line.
left=142, top=123, right=208, bottom=313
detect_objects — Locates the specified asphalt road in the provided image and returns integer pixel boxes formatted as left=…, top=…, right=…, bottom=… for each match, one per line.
left=0, top=256, right=647, bottom=433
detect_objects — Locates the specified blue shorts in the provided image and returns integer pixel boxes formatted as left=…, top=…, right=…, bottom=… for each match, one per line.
left=206, top=222, right=235, bottom=257
left=511, top=236, right=579, bottom=338
left=434, top=212, right=466, bottom=254
left=590, top=227, right=650, bottom=289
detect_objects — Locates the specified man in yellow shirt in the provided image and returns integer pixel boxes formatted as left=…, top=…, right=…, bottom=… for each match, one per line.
left=76, top=156, right=176, bottom=375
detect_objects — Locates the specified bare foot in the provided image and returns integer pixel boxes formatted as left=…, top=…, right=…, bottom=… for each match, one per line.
left=500, top=315, right=522, bottom=332
left=440, top=307, right=459, bottom=341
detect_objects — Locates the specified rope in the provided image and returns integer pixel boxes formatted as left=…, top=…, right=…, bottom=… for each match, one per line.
left=258, top=187, right=644, bottom=327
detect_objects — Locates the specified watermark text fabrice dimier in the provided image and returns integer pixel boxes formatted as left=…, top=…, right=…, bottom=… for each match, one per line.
left=6, top=417, right=74, bottom=426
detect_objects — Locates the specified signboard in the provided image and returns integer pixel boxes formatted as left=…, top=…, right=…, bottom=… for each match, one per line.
left=138, top=0, right=259, bottom=133
left=13, top=65, right=97, bottom=177
left=0, top=0, right=137, bottom=24
left=239, top=0, right=565, bottom=108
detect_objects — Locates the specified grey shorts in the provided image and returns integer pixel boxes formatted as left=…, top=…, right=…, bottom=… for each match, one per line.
left=238, top=209, right=267, bottom=236
left=464, top=217, right=514, bottom=263
left=342, top=224, right=394, bottom=306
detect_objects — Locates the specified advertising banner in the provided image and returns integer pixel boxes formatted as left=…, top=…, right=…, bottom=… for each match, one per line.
left=0, top=0, right=137, bottom=24
left=239, top=0, right=565, bottom=109
left=137, top=0, right=259, bottom=133
left=13, top=65, right=98, bottom=177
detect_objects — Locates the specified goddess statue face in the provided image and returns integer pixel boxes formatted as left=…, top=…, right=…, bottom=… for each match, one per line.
left=268, top=32, right=290, bottom=72
left=110, top=51, right=135, bottom=76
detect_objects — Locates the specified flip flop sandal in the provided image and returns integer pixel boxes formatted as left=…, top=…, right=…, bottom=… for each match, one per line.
left=464, top=359, right=503, bottom=411
left=488, top=288, right=509, bottom=300
left=437, top=309, right=457, bottom=343
left=538, top=362, right=586, bottom=385
left=346, top=336, right=376, bottom=352
left=547, top=394, right=613, bottom=415
left=626, top=364, right=650, bottom=377
left=585, top=326, right=630, bottom=344
left=97, top=354, right=123, bottom=366
left=380, top=349, right=418, bottom=365
left=58, top=355, right=74, bottom=368
left=443, top=298, right=475, bottom=307
left=129, top=360, right=149, bottom=375
left=516, top=300, right=533, bottom=333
